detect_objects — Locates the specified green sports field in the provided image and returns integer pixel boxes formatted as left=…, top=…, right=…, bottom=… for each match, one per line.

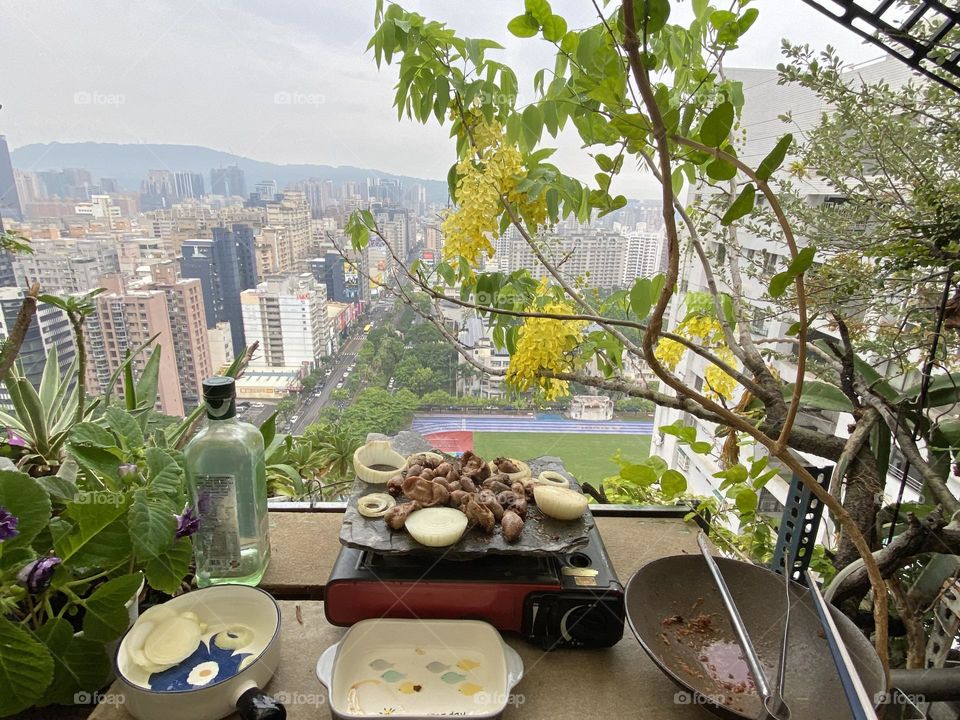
left=472, top=432, right=651, bottom=486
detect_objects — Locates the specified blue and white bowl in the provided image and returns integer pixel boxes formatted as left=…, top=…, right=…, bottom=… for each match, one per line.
left=115, top=584, right=285, bottom=720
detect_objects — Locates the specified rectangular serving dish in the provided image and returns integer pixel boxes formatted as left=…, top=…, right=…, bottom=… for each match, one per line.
left=316, top=619, right=524, bottom=719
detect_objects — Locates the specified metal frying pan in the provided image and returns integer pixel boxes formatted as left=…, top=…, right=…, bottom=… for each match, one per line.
left=625, top=555, right=885, bottom=720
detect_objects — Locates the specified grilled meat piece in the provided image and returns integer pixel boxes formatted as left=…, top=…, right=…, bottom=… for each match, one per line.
left=464, top=497, right=495, bottom=534
left=501, top=510, right=524, bottom=543
left=384, top=501, right=422, bottom=530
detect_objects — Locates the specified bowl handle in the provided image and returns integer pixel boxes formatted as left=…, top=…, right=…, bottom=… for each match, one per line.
left=316, top=643, right=339, bottom=689
left=236, top=687, right=286, bottom=720
left=502, top=642, right=524, bottom=690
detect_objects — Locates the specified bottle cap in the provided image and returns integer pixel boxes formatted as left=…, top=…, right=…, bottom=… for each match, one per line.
left=202, top=376, right=236, bottom=419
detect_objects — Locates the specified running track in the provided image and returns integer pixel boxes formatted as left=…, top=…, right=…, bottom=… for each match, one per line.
left=410, top=413, right=654, bottom=436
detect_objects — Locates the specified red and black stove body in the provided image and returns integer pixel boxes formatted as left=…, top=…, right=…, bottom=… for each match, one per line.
left=324, top=523, right=625, bottom=650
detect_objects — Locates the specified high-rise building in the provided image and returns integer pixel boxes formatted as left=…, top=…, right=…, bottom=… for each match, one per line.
left=0, top=136, right=23, bottom=221
left=306, top=252, right=348, bottom=303
left=0, top=288, right=76, bottom=409
left=13, top=170, right=44, bottom=207
left=173, top=171, right=205, bottom=200
left=179, top=224, right=257, bottom=357
left=210, top=165, right=246, bottom=198
left=493, top=226, right=627, bottom=290
left=13, top=235, right=120, bottom=294
left=146, top=262, right=213, bottom=411
left=241, top=273, right=329, bottom=369
left=254, top=180, right=278, bottom=202
left=255, top=226, right=292, bottom=277
left=86, top=276, right=185, bottom=417
left=265, top=191, right=311, bottom=263
left=207, top=322, right=234, bottom=370
left=622, top=230, right=666, bottom=283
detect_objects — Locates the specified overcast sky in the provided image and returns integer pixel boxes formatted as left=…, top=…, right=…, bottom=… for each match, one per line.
left=1, top=0, right=886, bottom=198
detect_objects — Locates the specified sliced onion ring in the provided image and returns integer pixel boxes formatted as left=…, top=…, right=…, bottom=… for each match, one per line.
left=534, top=485, right=589, bottom=521
left=358, top=493, right=397, bottom=518
left=405, top=507, right=468, bottom=547
left=536, top=470, right=571, bottom=488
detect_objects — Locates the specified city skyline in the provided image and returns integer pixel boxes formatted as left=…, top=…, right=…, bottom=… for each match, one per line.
left=2, top=0, right=882, bottom=199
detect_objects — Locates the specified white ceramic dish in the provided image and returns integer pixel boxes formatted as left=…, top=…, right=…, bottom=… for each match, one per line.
left=115, top=585, right=284, bottom=720
left=316, top=619, right=523, bottom=719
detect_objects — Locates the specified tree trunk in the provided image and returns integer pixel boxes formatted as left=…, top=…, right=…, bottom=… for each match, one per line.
left=834, top=446, right=883, bottom=571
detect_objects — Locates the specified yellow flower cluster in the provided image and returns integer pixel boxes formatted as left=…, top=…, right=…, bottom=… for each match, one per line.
left=442, top=112, right=546, bottom=267
left=653, top=314, right=739, bottom=400
left=704, top=345, right=737, bottom=401
left=506, top=300, right=587, bottom=400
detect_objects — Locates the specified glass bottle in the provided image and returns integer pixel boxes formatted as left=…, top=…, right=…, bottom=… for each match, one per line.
left=184, top=376, right=270, bottom=587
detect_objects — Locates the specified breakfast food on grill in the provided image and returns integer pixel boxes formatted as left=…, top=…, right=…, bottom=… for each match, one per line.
left=364, top=447, right=588, bottom=546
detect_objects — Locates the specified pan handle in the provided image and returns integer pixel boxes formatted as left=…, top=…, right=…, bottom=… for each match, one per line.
left=235, top=687, right=286, bottom=720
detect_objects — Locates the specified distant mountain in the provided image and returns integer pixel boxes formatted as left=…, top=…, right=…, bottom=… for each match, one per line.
left=11, top=142, right=448, bottom=202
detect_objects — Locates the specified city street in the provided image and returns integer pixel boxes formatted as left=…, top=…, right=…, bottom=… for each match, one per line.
left=287, top=332, right=365, bottom=435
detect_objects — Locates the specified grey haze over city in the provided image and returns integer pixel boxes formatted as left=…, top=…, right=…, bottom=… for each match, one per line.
left=2, top=0, right=882, bottom=199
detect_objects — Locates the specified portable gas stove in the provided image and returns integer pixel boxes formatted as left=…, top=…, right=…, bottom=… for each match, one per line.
left=325, top=522, right=625, bottom=650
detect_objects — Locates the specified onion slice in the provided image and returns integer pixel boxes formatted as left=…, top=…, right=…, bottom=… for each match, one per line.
left=534, top=485, right=589, bottom=521
left=358, top=493, right=397, bottom=518
left=405, top=507, right=468, bottom=547
left=536, top=470, right=571, bottom=488
left=143, top=614, right=202, bottom=666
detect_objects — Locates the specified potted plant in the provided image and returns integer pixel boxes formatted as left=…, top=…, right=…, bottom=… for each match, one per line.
left=0, top=288, right=253, bottom=716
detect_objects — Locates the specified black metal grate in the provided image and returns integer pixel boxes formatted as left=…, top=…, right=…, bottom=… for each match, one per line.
left=800, top=0, right=960, bottom=93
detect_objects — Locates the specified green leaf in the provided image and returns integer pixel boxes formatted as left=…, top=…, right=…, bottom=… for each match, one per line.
left=105, top=407, right=144, bottom=450
left=768, top=271, right=793, bottom=298
left=720, top=183, right=756, bottom=225
left=700, top=101, right=734, bottom=147
left=447, top=162, right=459, bottom=203
left=35, top=475, right=78, bottom=505
left=34, top=618, right=111, bottom=707
left=520, top=104, right=543, bottom=150
left=38, top=346, right=59, bottom=421
left=788, top=246, right=816, bottom=276
left=129, top=490, right=176, bottom=562
left=560, top=30, right=579, bottom=54
left=55, top=499, right=131, bottom=568
left=260, top=412, right=277, bottom=449
left=738, top=7, right=759, bottom=33
left=134, top=345, right=162, bottom=411
left=633, top=0, right=671, bottom=34
left=82, top=573, right=143, bottom=642
left=145, top=537, right=192, bottom=595
left=630, top=277, right=653, bottom=321
left=692, top=0, right=709, bottom=21
left=507, top=13, right=539, bottom=38
left=660, top=469, right=687, bottom=499
left=706, top=158, right=737, bottom=181
left=0, top=615, right=54, bottom=715
left=541, top=14, right=567, bottom=42
left=0, top=471, right=50, bottom=550
left=145, top=447, right=182, bottom=501
left=756, top=134, right=793, bottom=181
left=525, top=0, right=552, bottom=23
left=69, top=422, right=117, bottom=449
left=620, top=463, right=657, bottom=486
left=734, top=487, right=758, bottom=513
left=782, top=380, right=854, bottom=413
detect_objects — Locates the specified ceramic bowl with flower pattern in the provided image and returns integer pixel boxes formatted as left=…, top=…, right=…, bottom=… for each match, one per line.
left=115, top=585, right=284, bottom=720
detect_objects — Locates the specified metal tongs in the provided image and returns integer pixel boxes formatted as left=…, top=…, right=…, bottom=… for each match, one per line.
left=697, top=532, right=792, bottom=720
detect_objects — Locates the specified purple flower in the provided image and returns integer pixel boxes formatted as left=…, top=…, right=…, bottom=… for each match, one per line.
left=175, top=506, right=200, bottom=539
left=0, top=507, right=18, bottom=542
left=5, top=429, right=26, bottom=447
left=118, top=463, right=139, bottom=481
left=18, top=556, right=61, bottom=594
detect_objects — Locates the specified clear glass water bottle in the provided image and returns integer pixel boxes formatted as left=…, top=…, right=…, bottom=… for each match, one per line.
left=185, top=376, right=270, bottom=587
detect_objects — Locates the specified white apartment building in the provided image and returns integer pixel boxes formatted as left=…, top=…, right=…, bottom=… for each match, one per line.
left=265, top=192, right=311, bottom=263
left=457, top=316, right=509, bottom=398
left=652, top=58, right=957, bottom=520
left=13, top=235, right=120, bottom=294
left=241, top=273, right=329, bottom=370
left=493, top=225, right=627, bottom=289
left=623, top=229, right=666, bottom=283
